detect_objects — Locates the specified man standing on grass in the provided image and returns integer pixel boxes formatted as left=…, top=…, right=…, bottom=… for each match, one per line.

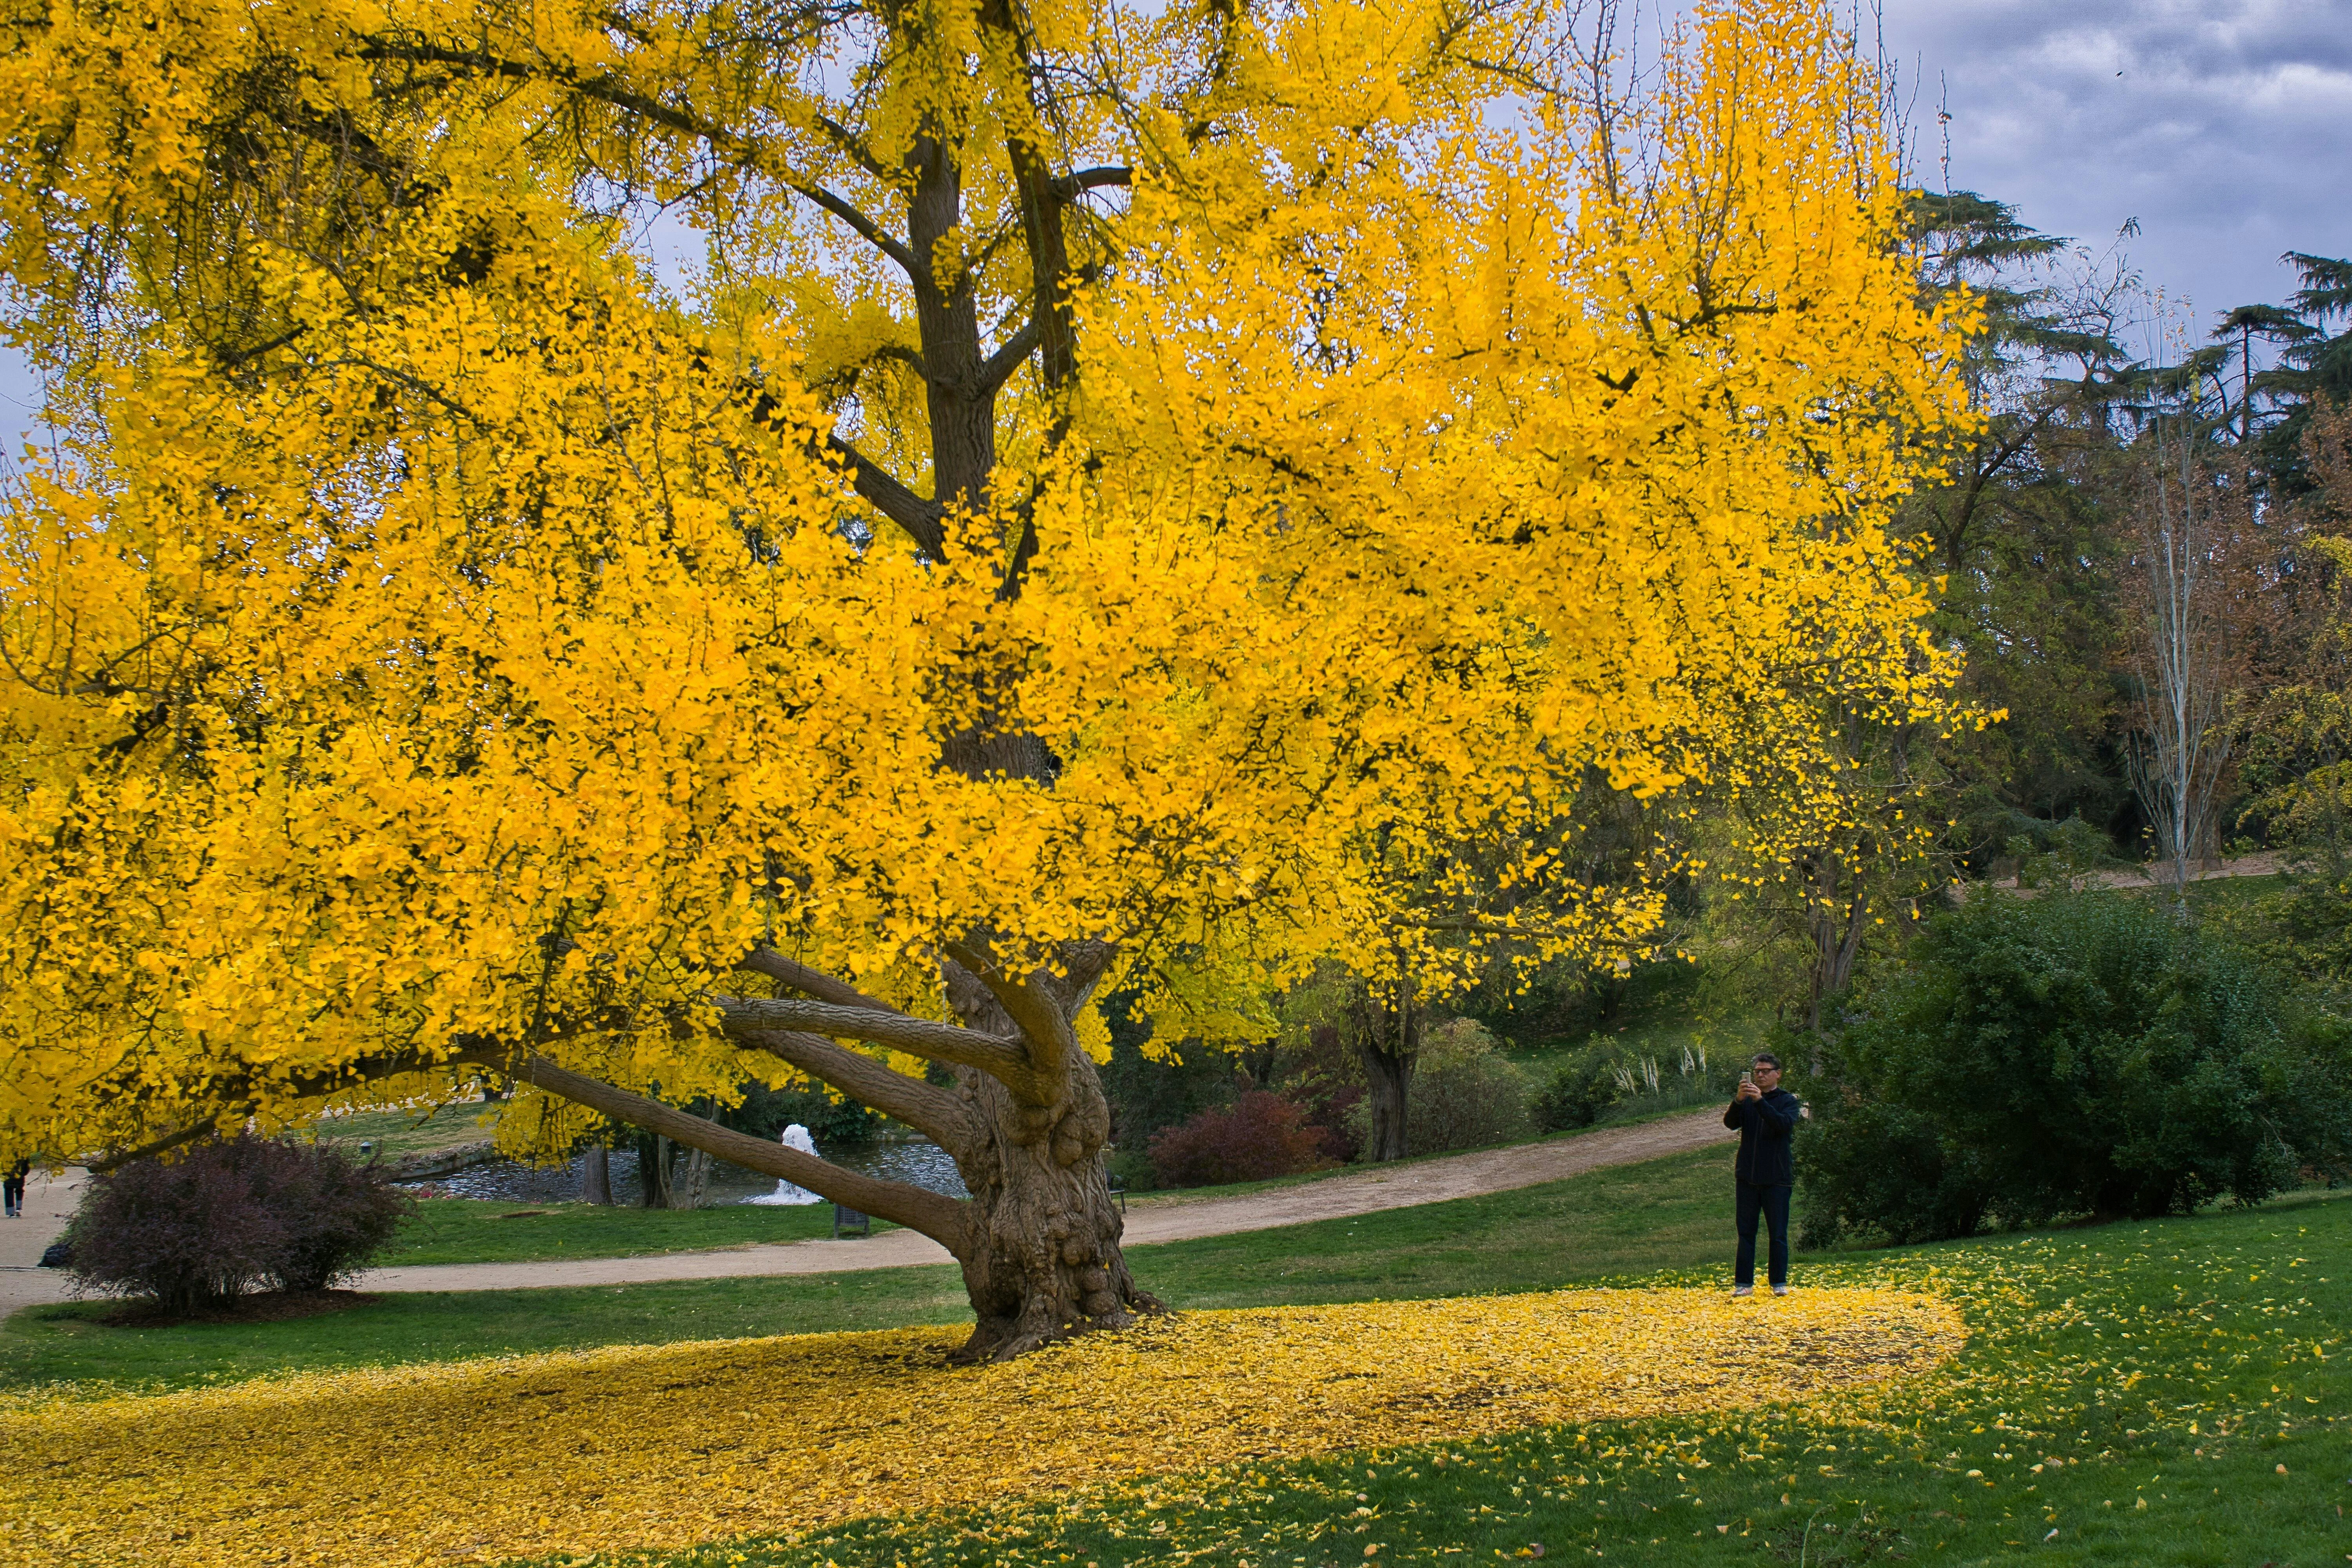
left=1725, top=1052, right=1801, bottom=1298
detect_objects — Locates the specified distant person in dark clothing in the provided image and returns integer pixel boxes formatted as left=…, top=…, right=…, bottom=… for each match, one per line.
left=2, top=1160, right=26, bottom=1219
left=1724, top=1053, right=1802, bottom=1297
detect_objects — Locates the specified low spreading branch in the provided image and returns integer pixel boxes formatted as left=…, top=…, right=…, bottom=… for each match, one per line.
left=509, top=1054, right=970, bottom=1244
left=738, top=948, right=901, bottom=1011
left=826, top=435, right=947, bottom=556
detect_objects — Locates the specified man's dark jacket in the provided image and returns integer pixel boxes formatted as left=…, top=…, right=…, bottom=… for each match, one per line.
left=1723, top=1088, right=1801, bottom=1187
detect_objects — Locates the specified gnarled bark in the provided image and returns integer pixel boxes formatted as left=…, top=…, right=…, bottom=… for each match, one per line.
left=927, top=941, right=1159, bottom=1359
left=945, top=1048, right=1154, bottom=1361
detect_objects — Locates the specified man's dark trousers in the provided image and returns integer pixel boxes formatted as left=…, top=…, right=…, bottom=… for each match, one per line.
left=1724, top=1085, right=1800, bottom=1289
left=1734, top=1180, right=1790, bottom=1289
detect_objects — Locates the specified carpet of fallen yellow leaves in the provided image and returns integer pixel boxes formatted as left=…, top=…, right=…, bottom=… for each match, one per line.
left=0, top=1286, right=1960, bottom=1568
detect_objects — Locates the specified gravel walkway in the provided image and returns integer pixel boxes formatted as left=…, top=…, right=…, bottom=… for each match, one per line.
left=1, top=1110, right=1735, bottom=1311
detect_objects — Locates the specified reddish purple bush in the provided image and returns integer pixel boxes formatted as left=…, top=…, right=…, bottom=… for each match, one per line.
left=1147, top=1091, right=1336, bottom=1189
left=66, top=1136, right=412, bottom=1314
left=1275, top=1023, right=1364, bottom=1164
left=1301, top=1084, right=1364, bottom=1164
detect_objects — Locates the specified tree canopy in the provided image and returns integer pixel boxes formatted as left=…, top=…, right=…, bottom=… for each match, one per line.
left=0, top=0, right=1968, bottom=1353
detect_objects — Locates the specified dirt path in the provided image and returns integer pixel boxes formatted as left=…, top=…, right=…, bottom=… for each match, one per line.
left=2082, top=851, right=2286, bottom=889
left=0, top=1111, right=1735, bottom=1311
left=1983, top=849, right=2286, bottom=893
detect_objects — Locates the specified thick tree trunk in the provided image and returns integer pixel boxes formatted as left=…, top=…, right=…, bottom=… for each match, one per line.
left=1347, top=981, right=1419, bottom=1163
left=581, top=1142, right=613, bottom=1205
left=942, top=1049, right=1156, bottom=1362
left=1356, top=1045, right=1413, bottom=1162
left=923, top=948, right=1161, bottom=1361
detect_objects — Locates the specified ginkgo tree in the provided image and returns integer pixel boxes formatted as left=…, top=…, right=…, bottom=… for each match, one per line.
left=0, top=0, right=1969, bottom=1357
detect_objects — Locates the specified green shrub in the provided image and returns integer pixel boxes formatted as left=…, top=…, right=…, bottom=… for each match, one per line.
left=1531, top=1040, right=1625, bottom=1132
left=1348, top=1020, right=1532, bottom=1154
left=1800, top=891, right=2352, bottom=1247
left=1103, top=1143, right=1159, bottom=1194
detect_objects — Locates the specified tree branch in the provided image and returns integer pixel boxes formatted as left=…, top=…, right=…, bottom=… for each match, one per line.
left=738, top=948, right=903, bottom=1012
left=735, top=1026, right=977, bottom=1147
left=352, top=41, right=919, bottom=279
left=810, top=113, right=894, bottom=183
left=510, top=1055, right=969, bottom=1245
left=826, top=434, right=947, bottom=557
left=975, top=316, right=1044, bottom=397
left=1049, top=165, right=1132, bottom=200
left=786, top=180, right=918, bottom=277
left=714, top=995, right=1035, bottom=1081
left=942, top=939, right=1076, bottom=1083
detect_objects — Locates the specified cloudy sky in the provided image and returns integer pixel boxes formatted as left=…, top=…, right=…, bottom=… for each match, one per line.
left=4, top=0, right=2349, bottom=451
left=1879, top=0, right=2352, bottom=318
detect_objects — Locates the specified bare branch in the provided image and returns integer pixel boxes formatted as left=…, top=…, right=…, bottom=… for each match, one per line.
left=810, top=113, right=893, bottom=182
left=975, top=316, right=1044, bottom=396
left=786, top=180, right=918, bottom=277
left=1049, top=165, right=1132, bottom=200
left=738, top=948, right=903, bottom=1012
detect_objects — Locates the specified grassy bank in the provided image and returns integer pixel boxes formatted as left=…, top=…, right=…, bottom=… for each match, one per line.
left=306, top=1102, right=501, bottom=1157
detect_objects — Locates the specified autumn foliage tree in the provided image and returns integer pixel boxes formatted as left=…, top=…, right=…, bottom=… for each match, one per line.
left=0, top=0, right=1968, bottom=1356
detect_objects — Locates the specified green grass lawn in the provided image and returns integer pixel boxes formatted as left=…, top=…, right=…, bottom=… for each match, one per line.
left=384, top=1195, right=867, bottom=1264
left=21, top=1148, right=2350, bottom=1568
left=304, top=1100, right=501, bottom=1156
left=371, top=1105, right=1728, bottom=1264
left=616, top=1183, right=2352, bottom=1568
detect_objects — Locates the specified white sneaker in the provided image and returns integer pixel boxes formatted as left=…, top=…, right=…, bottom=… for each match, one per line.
left=1732, top=1285, right=1754, bottom=1298
left=1772, top=1285, right=1791, bottom=1297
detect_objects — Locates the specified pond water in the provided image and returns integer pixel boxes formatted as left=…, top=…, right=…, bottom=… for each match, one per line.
left=407, top=1130, right=969, bottom=1205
